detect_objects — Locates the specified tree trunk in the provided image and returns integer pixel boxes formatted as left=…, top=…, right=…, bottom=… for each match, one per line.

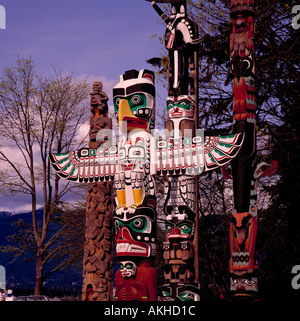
left=34, top=252, right=44, bottom=295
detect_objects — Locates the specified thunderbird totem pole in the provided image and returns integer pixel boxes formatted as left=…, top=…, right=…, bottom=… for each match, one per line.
left=50, top=67, right=243, bottom=301
left=226, top=0, right=277, bottom=299
left=50, top=0, right=247, bottom=302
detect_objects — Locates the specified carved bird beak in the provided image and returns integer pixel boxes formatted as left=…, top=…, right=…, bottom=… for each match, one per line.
left=118, top=99, right=147, bottom=132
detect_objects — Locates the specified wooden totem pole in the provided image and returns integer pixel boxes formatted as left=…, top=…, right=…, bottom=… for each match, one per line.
left=51, top=70, right=159, bottom=301
left=112, top=69, right=158, bottom=301
left=82, top=82, right=114, bottom=301
left=227, top=0, right=277, bottom=299
left=149, top=0, right=243, bottom=301
left=150, top=0, right=203, bottom=301
left=51, top=2, right=245, bottom=301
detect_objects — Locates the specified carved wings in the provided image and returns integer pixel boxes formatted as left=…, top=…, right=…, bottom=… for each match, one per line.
left=49, top=147, right=118, bottom=183
left=156, top=132, right=244, bottom=176
left=49, top=132, right=244, bottom=182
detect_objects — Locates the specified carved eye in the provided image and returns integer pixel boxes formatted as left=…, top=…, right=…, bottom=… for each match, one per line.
left=128, top=146, right=145, bottom=159
left=230, top=217, right=237, bottom=225
left=134, top=218, right=144, bottom=228
left=132, top=95, right=141, bottom=105
left=128, top=217, right=148, bottom=233
left=166, top=223, right=172, bottom=231
left=114, top=98, right=121, bottom=113
left=114, top=219, right=120, bottom=229
left=79, top=149, right=89, bottom=157
left=178, top=292, right=194, bottom=301
left=243, top=59, right=251, bottom=70
left=243, top=279, right=255, bottom=286
left=178, top=222, right=192, bottom=235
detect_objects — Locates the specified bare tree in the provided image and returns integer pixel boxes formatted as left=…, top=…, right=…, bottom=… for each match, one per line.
left=0, top=56, right=89, bottom=294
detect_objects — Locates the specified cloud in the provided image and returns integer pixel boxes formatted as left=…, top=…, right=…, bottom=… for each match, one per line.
left=0, top=195, right=33, bottom=213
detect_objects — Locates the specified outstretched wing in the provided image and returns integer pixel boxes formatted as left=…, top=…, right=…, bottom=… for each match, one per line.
left=156, top=132, right=244, bottom=176
left=156, top=131, right=206, bottom=176
left=49, top=147, right=118, bottom=183
left=203, top=133, right=244, bottom=172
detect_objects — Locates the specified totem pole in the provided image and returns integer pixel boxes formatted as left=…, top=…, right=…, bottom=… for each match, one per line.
left=50, top=2, right=245, bottom=301
left=51, top=69, right=158, bottom=301
left=227, top=0, right=277, bottom=299
left=112, top=69, right=158, bottom=301
left=83, top=82, right=114, bottom=301
left=150, top=0, right=202, bottom=301
left=50, top=72, right=243, bottom=302
left=148, top=0, right=243, bottom=301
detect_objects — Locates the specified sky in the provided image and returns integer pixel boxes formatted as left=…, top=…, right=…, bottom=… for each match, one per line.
left=0, top=0, right=167, bottom=212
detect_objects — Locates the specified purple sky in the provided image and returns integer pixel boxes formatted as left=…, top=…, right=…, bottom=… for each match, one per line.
left=0, top=0, right=165, bottom=82
left=0, top=0, right=168, bottom=212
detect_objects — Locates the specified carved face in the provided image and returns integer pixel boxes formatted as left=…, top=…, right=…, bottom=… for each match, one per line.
left=167, top=95, right=195, bottom=119
left=229, top=212, right=257, bottom=272
left=118, top=137, right=146, bottom=172
left=232, top=15, right=254, bottom=33
left=97, top=278, right=108, bottom=292
left=102, top=240, right=112, bottom=252
left=231, top=51, right=254, bottom=79
left=176, top=284, right=201, bottom=301
left=92, top=81, right=102, bottom=93
left=230, top=273, right=258, bottom=298
left=159, top=284, right=200, bottom=302
left=165, top=219, right=194, bottom=239
left=119, top=261, right=137, bottom=278
left=113, top=69, right=155, bottom=133
left=114, top=206, right=156, bottom=257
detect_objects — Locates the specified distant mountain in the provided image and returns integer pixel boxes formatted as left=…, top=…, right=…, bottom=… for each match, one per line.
left=0, top=209, right=82, bottom=297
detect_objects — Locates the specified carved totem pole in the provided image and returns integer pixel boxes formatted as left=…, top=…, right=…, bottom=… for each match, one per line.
left=51, top=69, right=159, bottom=301
left=112, top=69, right=158, bottom=301
left=148, top=0, right=243, bottom=301
left=227, top=0, right=278, bottom=299
left=83, top=82, right=114, bottom=301
left=150, top=0, right=203, bottom=301
left=50, top=1, right=246, bottom=301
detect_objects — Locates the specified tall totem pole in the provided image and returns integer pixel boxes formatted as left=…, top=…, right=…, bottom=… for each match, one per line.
left=50, top=1, right=245, bottom=302
left=228, top=0, right=277, bottom=299
left=149, top=0, right=242, bottom=301
left=150, top=0, right=203, bottom=301
left=112, top=69, right=158, bottom=301
left=51, top=69, right=159, bottom=301
left=83, top=82, right=114, bottom=301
